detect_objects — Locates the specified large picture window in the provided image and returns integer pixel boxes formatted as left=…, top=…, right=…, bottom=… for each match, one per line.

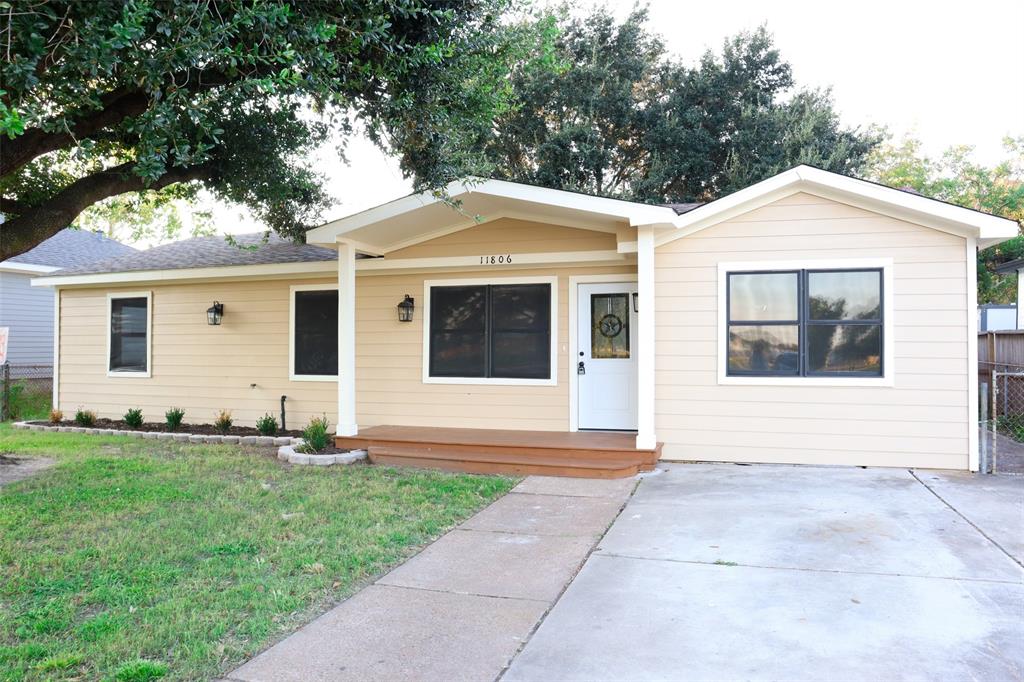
left=291, top=287, right=338, bottom=380
left=108, top=293, right=150, bottom=376
left=726, top=268, right=883, bottom=377
left=428, top=282, right=553, bottom=381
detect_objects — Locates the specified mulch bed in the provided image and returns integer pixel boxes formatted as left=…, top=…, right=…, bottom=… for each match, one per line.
left=30, top=418, right=303, bottom=438
left=297, top=445, right=353, bottom=455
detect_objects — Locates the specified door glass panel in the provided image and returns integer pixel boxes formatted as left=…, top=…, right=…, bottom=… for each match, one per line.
left=591, top=293, right=630, bottom=359
left=727, top=325, right=799, bottom=374
left=807, top=271, right=881, bottom=320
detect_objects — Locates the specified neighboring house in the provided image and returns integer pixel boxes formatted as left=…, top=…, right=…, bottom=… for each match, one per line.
left=0, top=229, right=135, bottom=370
left=34, top=166, right=1017, bottom=472
left=994, top=258, right=1024, bottom=330
left=978, top=303, right=1017, bottom=331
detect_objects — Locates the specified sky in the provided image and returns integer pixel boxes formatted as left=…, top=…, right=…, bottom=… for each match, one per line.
left=200, top=0, right=1024, bottom=241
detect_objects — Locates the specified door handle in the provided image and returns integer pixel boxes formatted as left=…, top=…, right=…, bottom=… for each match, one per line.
left=577, top=360, right=586, bottom=375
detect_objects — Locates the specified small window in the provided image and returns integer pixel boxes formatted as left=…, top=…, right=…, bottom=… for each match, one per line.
left=292, top=289, right=338, bottom=379
left=727, top=269, right=883, bottom=377
left=109, top=295, right=150, bottom=375
left=428, top=283, right=552, bottom=381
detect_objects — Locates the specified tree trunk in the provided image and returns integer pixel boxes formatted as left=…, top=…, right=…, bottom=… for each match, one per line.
left=0, top=162, right=213, bottom=260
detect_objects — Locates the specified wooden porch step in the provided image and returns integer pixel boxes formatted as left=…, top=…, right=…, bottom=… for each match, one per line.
left=367, top=445, right=643, bottom=479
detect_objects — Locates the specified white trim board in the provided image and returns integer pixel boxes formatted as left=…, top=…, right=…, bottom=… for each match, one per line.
left=421, top=275, right=559, bottom=387
left=715, top=258, right=896, bottom=388
left=289, top=283, right=340, bottom=382
left=967, top=237, right=979, bottom=471
left=0, top=262, right=61, bottom=275
left=52, top=288, right=61, bottom=411
left=106, top=291, right=152, bottom=379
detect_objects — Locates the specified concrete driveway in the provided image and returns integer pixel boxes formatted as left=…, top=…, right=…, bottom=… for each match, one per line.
left=504, top=465, right=1024, bottom=681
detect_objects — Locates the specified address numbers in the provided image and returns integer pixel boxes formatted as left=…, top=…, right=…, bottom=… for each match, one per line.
left=479, top=254, right=513, bottom=265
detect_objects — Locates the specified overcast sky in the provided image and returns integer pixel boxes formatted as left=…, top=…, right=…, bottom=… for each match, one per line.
left=205, top=0, right=1024, bottom=238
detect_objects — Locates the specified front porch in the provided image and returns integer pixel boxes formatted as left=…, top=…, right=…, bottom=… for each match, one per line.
left=336, top=426, right=662, bottom=478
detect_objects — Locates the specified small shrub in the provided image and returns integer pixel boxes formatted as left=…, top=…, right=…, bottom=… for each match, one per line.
left=165, top=407, right=185, bottom=432
left=123, top=408, right=144, bottom=429
left=48, top=409, right=63, bottom=424
left=301, top=415, right=331, bottom=452
left=255, top=413, right=278, bottom=436
left=73, top=409, right=97, bottom=427
left=213, top=409, right=233, bottom=434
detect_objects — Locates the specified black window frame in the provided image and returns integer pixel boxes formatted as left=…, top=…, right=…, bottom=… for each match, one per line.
left=292, top=288, right=339, bottom=379
left=428, top=282, right=553, bottom=381
left=108, top=294, right=150, bottom=374
left=726, top=268, right=884, bottom=378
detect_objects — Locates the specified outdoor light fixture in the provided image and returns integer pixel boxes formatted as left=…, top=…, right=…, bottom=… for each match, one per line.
left=397, top=294, right=415, bottom=322
left=633, top=292, right=639, bottom=313
left=206, top=301, right=224, bottom=326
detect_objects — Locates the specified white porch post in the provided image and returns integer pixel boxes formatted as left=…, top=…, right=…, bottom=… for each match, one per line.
left=336, top=239, right=358, bottom=436
left=636, top=225, right=657, bottom=450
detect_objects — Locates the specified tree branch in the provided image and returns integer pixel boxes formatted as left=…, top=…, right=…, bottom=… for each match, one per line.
left=1, top=68, right=236, bottom=177
left=0, top=161, right=214, bottom=260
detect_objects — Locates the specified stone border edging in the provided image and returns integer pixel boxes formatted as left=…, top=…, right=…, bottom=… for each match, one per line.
left=11, top=420, right=301, bottom=447
left=276, top=443, right=368, bottom=466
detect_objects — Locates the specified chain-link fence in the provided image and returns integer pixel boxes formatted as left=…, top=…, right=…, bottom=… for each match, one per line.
left=979, top=361, right=1024, bottom=474
left=0, top=363, right=53, bottom=422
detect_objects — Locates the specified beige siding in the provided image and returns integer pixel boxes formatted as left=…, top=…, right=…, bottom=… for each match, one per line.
left=386, top=217, right=617, bottom=259
left=654, top=192, right=970, bottom=469
left=59, top=278, right=339, bottom=428
left=355, top=265, right=634, bottom=431
left=57, top=261, right=635, bottom=431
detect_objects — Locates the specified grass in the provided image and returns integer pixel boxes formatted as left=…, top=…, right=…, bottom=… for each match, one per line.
left=0, top=424, right=516, bottom=681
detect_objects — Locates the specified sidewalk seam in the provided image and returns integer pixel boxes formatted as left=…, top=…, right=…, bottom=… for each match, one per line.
left=594, top=551, right=1024, bottom=585
left=373, top=582, right=551, bottom=604
left=909, top=469, right=1024, bottom=569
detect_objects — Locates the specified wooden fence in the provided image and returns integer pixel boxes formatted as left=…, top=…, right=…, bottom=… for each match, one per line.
left=978, top=331, right=1024, bottom=377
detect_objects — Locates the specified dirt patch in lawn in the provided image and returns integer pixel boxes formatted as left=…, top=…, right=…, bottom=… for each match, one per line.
left=31, top=418, right=304, bottom=437
left=0, top=454, right=56, bottom=486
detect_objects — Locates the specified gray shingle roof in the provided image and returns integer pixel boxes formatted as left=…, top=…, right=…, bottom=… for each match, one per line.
left=662, top=202, right=704, bottom=215
left=7, top=228, right=136, bottom=268
left=45, top=232, right=337, bottom=277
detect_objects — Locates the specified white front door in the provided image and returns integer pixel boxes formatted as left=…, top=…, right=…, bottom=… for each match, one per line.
left=577, top=282, right=639, bottom=430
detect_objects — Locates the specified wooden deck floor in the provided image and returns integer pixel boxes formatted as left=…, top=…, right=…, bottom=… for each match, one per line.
left=336, top=426, right=661, bottom=478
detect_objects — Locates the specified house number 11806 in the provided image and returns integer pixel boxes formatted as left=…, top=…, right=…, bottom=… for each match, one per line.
left=480, top=254, right=513, bottom=265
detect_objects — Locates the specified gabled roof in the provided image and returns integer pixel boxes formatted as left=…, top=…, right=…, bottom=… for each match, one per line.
left=305, top=178, right=679, bottom=254
left=40, top=232, right=336, bottom=278
left=1, top=228, right=135, bottom=273
left=653, top=165, right=1019, bottom=249
left=994, top=258, right=1024, bottom=274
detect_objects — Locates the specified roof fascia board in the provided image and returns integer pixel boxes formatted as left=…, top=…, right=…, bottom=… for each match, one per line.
left=0, top=261, right=62, bottom=274
left=655, top=165, right=1018, bottom=248
left=33, top=260, right=338, bottom=288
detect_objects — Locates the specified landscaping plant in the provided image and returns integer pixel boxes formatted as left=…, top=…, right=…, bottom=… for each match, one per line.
left=214, top=409, right=233, bottom=434
left=165, top=407, right=185, bottom=432
left=73, top=409, right=96, bottom=427
left=48, top=409, right=63, bottom=424
left=256, top=413, right=278, bottom=437
left=123, top=407, right=144, bottom=429
left=301, top=416, right=331, bottom=452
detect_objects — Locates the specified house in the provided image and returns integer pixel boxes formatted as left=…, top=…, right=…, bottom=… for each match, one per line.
left=978, top=303, right=1017, bottom=331
left=33, top=166, right=1017, bottom=474
left=0, top=228, right=134, bottom=373
left=993, top=258, right=1024, bottom=329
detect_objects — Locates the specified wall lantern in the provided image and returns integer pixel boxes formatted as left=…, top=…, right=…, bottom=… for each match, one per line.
left=207, top=301, right=224, bottom=326
left=397, top=294, right=415, bottom=322
left=632, top=292, right=639, bottom=313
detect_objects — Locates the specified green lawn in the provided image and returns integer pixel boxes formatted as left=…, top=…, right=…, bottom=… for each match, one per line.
left=0, top=425, right=516, bottom=681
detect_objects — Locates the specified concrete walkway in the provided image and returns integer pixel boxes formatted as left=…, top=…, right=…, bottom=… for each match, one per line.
left=227, top=475, right=635, bottom=682
left=505, top=465, right=1024, bottom=681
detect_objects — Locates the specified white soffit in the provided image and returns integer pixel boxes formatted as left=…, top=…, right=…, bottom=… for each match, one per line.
left=305, top=178, right=678, bottom=253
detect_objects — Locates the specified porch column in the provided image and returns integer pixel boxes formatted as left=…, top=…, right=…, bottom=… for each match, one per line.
left=636, top=225, right=657, bottom=450
left=336, top=239, right=358, bottom=436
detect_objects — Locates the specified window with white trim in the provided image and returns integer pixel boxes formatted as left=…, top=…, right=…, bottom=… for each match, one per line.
left=108, top=294, right=150, bottom=374
left=428, top=282, right=552, bottom=381
left=291, top=288, right=338, bottom=379
left=726, top=268, right=883, bottom=377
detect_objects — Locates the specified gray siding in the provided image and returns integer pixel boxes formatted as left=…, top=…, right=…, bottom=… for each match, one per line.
left=0, top=272, right=54, bottom=365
